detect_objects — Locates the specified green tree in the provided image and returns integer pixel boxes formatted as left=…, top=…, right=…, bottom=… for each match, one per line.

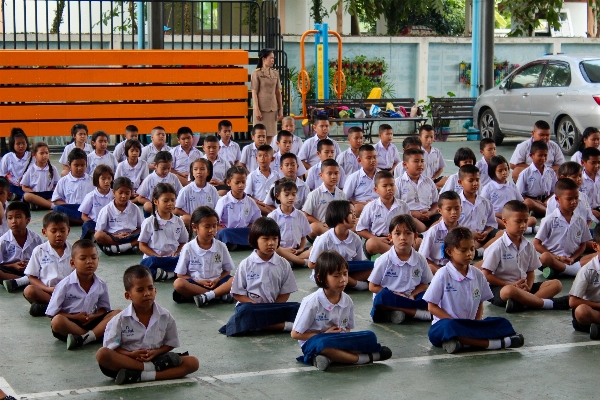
left=498, top=0, right=564, bottom=36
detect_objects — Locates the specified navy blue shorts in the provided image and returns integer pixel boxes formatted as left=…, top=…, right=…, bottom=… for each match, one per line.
left=51, top=312, right=108, bottom=342
left=489, top=282, right=542, bottom=307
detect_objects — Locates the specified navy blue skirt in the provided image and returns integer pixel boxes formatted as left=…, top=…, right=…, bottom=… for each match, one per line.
left=297, top=331, right=382, bottom=365
left=370, top=288, right=427, bottom=322
left=348, top=260, right=375, bottom=273
left=140, top=255, right=179, bottom=275
left=80, top=220, right=96, bottom=239
left=9, top=184, right=24, bottom=199
left=54, top=204, right=82, bottom=220
left=428, top=317, right=516, bottom=347
left=218, top=302, right=300, bottom=337
left=217, top=228, right=250, bottom=246
left=28, top=190, right=54, bottom=200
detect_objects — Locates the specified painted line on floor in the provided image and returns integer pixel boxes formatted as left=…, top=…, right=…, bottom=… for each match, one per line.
left=0, top=376, right=17, bottom=398
left=12, top=341, right=600, bottom=399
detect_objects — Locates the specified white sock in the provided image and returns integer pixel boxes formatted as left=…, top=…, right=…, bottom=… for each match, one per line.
left=486, top=339, right=502, bottom=350
left=525, top=226, right=534, bottom=235
left=475, top=248, right=484, bottom=258
left=371, top=352, right=381, bottom=361
left=542, top=299, right=553, bottom=309
left=564, top=261, right=581, bottom=276
left=15, top=276, right=30, bottom=287
left=140, top=370, right=156, bottom=382
left=304, top=259, right=309, bottom=267
left=118, top=243, right=132, bottom=252
left=283, top=321, right=294, bottom=332
left=353, top=280, right=369, bottom=291
left=354, top=354, right=370, bottom=364
left=109, top=245, right=120, bottom=253
left=414, top=309, right=432, bottom=321
left=503, top=336, right=512, bottom=348
left=205, top=290, right=216, bottom=301
left=82, top=330, right=96, bottom=345
left=165, top=271, right=175, bottom=280
left=143, top=362, right=156, bottom=371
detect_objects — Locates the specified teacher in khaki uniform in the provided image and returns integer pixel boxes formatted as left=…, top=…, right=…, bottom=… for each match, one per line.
left=251, top=48, right=283, bottom=144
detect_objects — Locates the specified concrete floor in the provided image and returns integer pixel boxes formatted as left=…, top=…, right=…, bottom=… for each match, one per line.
left=0, top=137, right=592, bottom=399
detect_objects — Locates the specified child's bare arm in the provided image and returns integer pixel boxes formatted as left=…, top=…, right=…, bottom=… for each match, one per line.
left=356, top=229, right=376, bottom=240
left=482, top=269, right=511, bottom=287
left=27, top=276, right=54, bottom=294
left=174, top=208, right=189, bottom=217
left=475, top=302, right=484, bottom=320
left=174, top=243, right=185, bottom=256
left=571, top=243, right=587, bottom=262
left=233, top=293, right=256, bottom=303
left=275, top=293, right=291, bottom=303
left=53, top=199, right=67, bottom=206
left=303, top=211, right=319, bottom=224
left=291, top=330, right=319, bottom=341
left=410, top=283, right=429, bottom=298
left=138, top=242, right=160, bottom=257
left=369, top=282, right=383, bottom=294
left=428, top=302, right=453, bottom=320
left=533, top=238, right=551, bottom=254
left=427, top=202, right=438, bottom=217
left=569, top=295, right=600, bottom=310
left=432, top=168, right=443, bottom=180
left=21, top=185, right=34, bottom=193
left=81, top=213, right=91, bottom=222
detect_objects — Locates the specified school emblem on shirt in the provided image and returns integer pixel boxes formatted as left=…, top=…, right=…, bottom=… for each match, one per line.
left=374, top=213, right=382, bottom=219
left=315, top=312, right=329, bottom=322
left=122, top=325, right=135, bottom=337
left=411, top=268, right=420, bottom=279
left=244, top=208, right=250, bottom=216
left=214, top=253, right=222, bottom=263
left=246, top=271, right=260, bottom=280
left=175, top=228, right=181, bottom=235
left=473, top=288, right=481, bottom=300
left=340, top=317, right=349, bottom=330
left=445, top=283, right=457, bottom=292
left=207, top=196, right=212, bottom=204
left=576, top=230, right=582, bottom=239
left=248, top=292, right=261, bottom=300
left=502, top=252, right=515, bottom=260
left=384, top=269, right=398, bottom=278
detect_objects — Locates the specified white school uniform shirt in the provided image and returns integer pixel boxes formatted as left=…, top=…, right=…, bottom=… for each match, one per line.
left=20, top=163, right=59, bottom=192
left=46, top=270, right=111, bottom=317
left=0, top=202, right=8, bottom=237
left=418, top=220, right=451, bottom=266
left=203, top=155, right=231, bottom=183
left=24, top=241, right=73, bottom=287
left=356, top=197, right=411, bottom=237
left=86, top=150, right=118, bottom=175
left=336, top=148, right=361, bottom=177
left=423, top=262, right=493, bottom=324
left=140, top=143, right=172, bottom=165
left=0, top=151, right=30, bottom=185
left=245, top=168, right=279, bottom=200
left=137, top=172, right=183, bottom=201
left=515, top=163, right=557, bottom=198
left=571, top=151, right=583, bottom=165
left=343, top=168, right=378, bottom=202
left=231, top=251, right=298, bottom=304
left=509, top=138, right=565, bottom=168
left=292, top=289, right=355, bottom=346
left=115, top=159, right=149, bottom=190
left=302, top=183, right=347, bottom=222
left=78, top=189, right=115, bottom=222
left=570, top=256, right=600, bottom=302
left=298, top=136, right=341, bottom=167
left=59, top=142, right=93, bottom=166
left=170, top=145, right=203, bottom=175
left=240, top=143, right=260, bottom=173
left=393, top=162, right=406, bottom=179
left=215, top=192, right=261, bottom=228
left=369, top=248, right=432, bottom=297
left=138, top=214, right=189, bottom=257
left=175, top=182, right=218, bottom=214
left=439, top=172, right=464, bottom=195
left=481, top=232, right=540, bottom=283
left=480, top=180, right=524, bottom=214
left=306, top=161, right=346, bottom=190
left=374, top=141, right=400, bottom=170
left=422, top=146, right=446, bottom=179
left=95, top=201, right=144, bottom=235
left=174, top=238, right=234, bottom=280
left=113, top=139, right=143, bottom=163
left=271, top=152, right=307, bottom=177
left=546, top=191, right=597, bottom=223
left=535, top=208, right=592, bottom=257
left=267, top=207, right=311, bottom=249
left=270, top=135, right=303, bottom=156
left=103, top=302, right=179, bottom=352
left=51, top=173, right=94, bottom=204
left=219, top=139, right=242, bottom=166
left=0, top=228, right=43, bottom=264
left=395, top=172, right=439, bottom=211
left=581, top=170, right=600, bottom=208
left=476, top=158, right=491, bottom=188
left=263, top=177, right=309, bottom=210
left=458, top=192, right=497, bottom=233
left=309, top=229, right=366, bottom=264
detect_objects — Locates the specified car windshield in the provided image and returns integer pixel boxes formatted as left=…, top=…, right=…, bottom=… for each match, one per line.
left=581, top=60, right=600, bottom=83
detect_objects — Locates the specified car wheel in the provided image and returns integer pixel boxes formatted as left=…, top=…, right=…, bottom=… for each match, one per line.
left=479, top=109, right=504, bottom=145
left=556, top=115, right=580, bottom=156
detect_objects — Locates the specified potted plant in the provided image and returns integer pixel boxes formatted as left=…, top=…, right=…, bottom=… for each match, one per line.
left=418, top=91, right=456, bottom=142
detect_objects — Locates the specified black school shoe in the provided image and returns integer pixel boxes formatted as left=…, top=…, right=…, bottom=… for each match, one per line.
left=152, top=352, right=182, bottom=371
left=66, top=333, right=87, bottom=350
left=590, top=323, right=600, bottom=340
left=377, top=346, right=392, bottom=361
left=115, top=368, right=142, bottom=385
left=3, top=279, right=19, bottom=293
left=552, top=296, right=571, bottom=310
left=503, top=333, right=525, bottom=349
left=505, top=299, right=526, bottom=313
left=29, top=303, right=47, bottom=317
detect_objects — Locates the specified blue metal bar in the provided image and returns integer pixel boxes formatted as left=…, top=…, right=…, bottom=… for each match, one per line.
left=137, top=1, right=144, bottom=49
left=470, top=0, right=481, bottom=97
left=322, top=23, right=329, bottom=99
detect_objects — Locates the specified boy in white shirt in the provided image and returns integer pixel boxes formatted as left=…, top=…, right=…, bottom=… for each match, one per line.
left=336, top=126, right=364, bottom=176
left=298, top=115, right=341, bottom=169
left=393, top=136, right=422, bottom=179
left=580, top=147, right=600, bottom=219
left=271, top=130, right=307, bottom=177
left=306, top=139, right=346, bottom=190
left=418, top=125, right=445, bottom=186
left=96, top=265, right=199, bottom=384
left=52, top=148, right=95, bottom=225
left=546, top=162, right=596, bottom=226
left=21, top=212, right=72, bottom=316
left=113, top=125, right=140, bottom=163
left=170, top=126, right=203, bottom=187
left=482, top=201, right=569, bottom=313
left=140, top=126, right=171, bottom=171
left=0, top=177, right=9, bottom=237
left=439, top=148, right=477, bottom=195
left=86, top=131, right=118, bottom=175
left=343, top=144, right=378, bottom=217
left=476, top=138, right=496, bottom=188
left=202, top=135, right=232, bottom=196
left=240, top=124, right=267, bottom=173
left=263, top=153, right=309, bottom=212
left=47, top=239, right=120, bottom=350
left=269, top=116, right=303, bottom=155
left=137, top=151, right=183, bottom=216
left=515, top=140, right=557, bottom=217
left=245, top=145, right=278, bottom=215
left=374, top=124, right=400, bottom=171
left=217, top=119, right=241, bottom=166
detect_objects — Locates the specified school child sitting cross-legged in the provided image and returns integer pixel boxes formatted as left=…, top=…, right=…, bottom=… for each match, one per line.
left=515, top=140, right=557, bottom=217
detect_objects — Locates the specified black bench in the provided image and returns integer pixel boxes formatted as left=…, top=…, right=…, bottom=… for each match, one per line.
left=306, top=98, right=426, bottom=143
left=430, top=97, right=477, bottom=136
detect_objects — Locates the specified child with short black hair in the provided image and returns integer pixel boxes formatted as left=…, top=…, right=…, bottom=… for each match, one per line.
left=115, top=139, right=148, bottom=203
left=374, top=124, right=400, bottom=171
left=137, top=151, right=183, bottom=216
left=263, top=153, right=309, bottom=212
left=59, top=124, right=92, bottom=177
left=170, top=126, right=203, bottom=187
left=47, top=239, right=120, bottom=350
left=369, top=215, right=433, bottom=324
left=1, top=127, right=30, bottom=200
left=482, top=200, right=569, bottom=313
left=343, top=144, right=378, bottom=217
left=202, top=135, right=232, bottom=196
left=173, top=207, right=235, bottom=306
left=79, top=165, right=115, bottom=240
left=21, top=142, right=59, bottom=210
left=217, top=119, right=241, bottom=166
left=52, top=148, right=94, bottom=225
left=175, top=158, right=218, bottom=228
left=96, top=265, right=199, bottom=384
left=309, top=200, right=372, bottom=290
left=336, top=126, right=364, bottom=176
left=240, top=124, right=267, bottom=173
left=423, top=227, right=524, bottom=354
left=270, top=116, right=303, bottom=155
left=515, top=140, right=557, bottom=217
left=0, top=177, right=10, bottom=237
left=571, top=127, right=600, bottom=165
left=298, top=116, right=341, bottom=169
left=439, top=147, right=477, bottom=194
left=219, top=217, right=300, bottom=336
left=535, top=178, right=594, bottom=279
left=418, top=124, right=445, bottom=186
left=271, top=130, right=307, bottom=177
left=21, top=212, right=71, bottom=316
left=477, top=138, right=496, bottom=188
left=306, top=139, right=346, bottom=190
left=140, top=126, right=171, bottom=171
left=292, top=250, right=392, bottom=371
left=245, top=144, right=278, bottom=215
left=95, top=177, right=143, bottom=256
left=580, top=147, right=600, bottom=219
left=0, top=201, right=43, bottom=290
left=113, top=125, right=139, bottom=163
left=87, top=130, right=118, bottom=175
left=546, top=162, right=596, bottom=225
left=393, top=136, right=422, bottom=178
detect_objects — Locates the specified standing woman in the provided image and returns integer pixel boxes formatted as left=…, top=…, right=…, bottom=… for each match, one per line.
left=251, top=49, right=283, bottom=144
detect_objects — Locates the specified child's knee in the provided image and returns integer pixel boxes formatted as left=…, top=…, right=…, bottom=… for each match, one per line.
left=173, top=278, right=187, bottom=292
left=183, top=356, right=200, bottom=373
left=143, top=202, right=153, bottom=213
left=51, top=315, right=66, bottom=330
left=574, top=304, right=592, bottom=321
left=548, top=279, right=563, bottom=292
left=95, top=347, right=112, bottom=364
left=500, top=285, right=519, bottom=299
left=539, top=252, right=553, bottom=265
left=181, top=215, right=191, bottom=228
left=23, top=285, right=35, bottom=300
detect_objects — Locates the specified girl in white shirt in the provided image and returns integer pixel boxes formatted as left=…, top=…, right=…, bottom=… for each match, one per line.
left=175, top=158, right=218, bottom=228
left=1, top=127, right=31, bottom=200
left=58, top=124, right=93, bottom=177
left=115, top=139, right=148, bottom=204
left=21, top=142, right=59, bottom=210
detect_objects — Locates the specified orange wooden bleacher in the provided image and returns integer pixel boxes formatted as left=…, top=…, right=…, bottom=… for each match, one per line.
left=0, top=50, right=249, bottom=137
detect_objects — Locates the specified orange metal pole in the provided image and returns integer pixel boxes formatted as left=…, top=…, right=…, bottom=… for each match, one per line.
left=328, top=30, right=344, bottom=99
left=298, top=30, right=318, bottom=120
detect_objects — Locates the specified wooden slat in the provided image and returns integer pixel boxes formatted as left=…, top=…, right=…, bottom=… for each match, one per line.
left=0, top=50, right=249, bottom=67
left=0, top=85, right=248, bottom=103
left=0, top=67, right=248, bottom=85
left=0, top=102, right=248, bottom=121
left=0, top=118, right=248, bottom=137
